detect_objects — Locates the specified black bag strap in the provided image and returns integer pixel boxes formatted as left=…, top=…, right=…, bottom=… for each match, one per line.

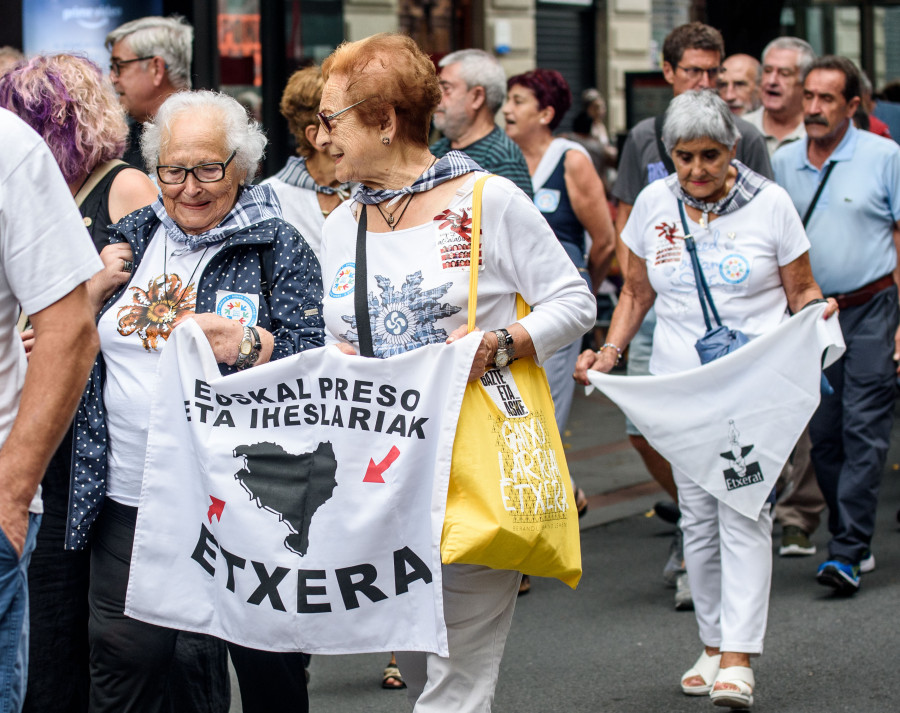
left=353, top=205, right=375, bottom=358
left=678, top=200, right=722, bottom=332
left=801, top=160, right=836, bottom=227
left=258, top=242, right=275, bottom=300
left=654, top=114, right=676, bottom=175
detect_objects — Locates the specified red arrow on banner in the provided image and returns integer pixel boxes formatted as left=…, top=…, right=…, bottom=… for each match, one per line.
left=364, top=446, right=400, bottom=483
left=208, top=496, right=226, bottom=523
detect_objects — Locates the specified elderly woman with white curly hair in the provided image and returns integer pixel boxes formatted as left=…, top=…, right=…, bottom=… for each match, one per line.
left=67, top=89, right=324, bottom=713
left=576, top=90, right=837, bottom=709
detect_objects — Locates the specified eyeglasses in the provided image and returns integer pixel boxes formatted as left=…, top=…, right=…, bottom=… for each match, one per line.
left=316, top=97, right=369, bottom=133
left=156, top=151, right=238, bottom=185
left=677, top=65, right=722, bottom=80
left=109, top=55, right=155, bottom=75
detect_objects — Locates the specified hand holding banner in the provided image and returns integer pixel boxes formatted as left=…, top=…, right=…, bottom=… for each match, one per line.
left=126, top=320, right=479, bottom=655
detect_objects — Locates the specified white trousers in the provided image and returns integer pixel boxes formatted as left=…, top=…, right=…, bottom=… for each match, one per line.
left=396, top=564, right=521, bottom=713
left=674, top=467, right=773, bottom=654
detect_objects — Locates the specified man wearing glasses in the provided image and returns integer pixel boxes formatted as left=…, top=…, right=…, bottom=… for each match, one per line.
left=610, top=21, right=772, bottom=613
left=105, top=16, right=193, bottom=171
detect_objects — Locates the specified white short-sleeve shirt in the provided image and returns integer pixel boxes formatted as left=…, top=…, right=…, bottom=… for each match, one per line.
left=622, top=179, right=810, bottom=375
left=0, top=109, right=104, bottom=511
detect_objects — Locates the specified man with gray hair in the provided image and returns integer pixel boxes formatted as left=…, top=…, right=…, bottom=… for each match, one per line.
left=743, top=37, right=815, bottom=156
left=105, top=15, right=193, bottom=170
left=430, top=49, right=532, bottom=197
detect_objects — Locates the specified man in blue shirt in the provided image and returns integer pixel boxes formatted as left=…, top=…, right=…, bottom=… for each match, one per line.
left=772, top=55, right=900, bottom=596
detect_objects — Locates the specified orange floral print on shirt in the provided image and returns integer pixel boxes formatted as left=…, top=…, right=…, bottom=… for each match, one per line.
left=117, top=273, right=196, bottom=351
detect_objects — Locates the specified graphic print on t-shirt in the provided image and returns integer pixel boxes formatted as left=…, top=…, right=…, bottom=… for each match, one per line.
left=435, top=208, right=482, bottom=271
left=117, top=273, right=197, bottom=351
left=341, top=271, right=461, bottom=358
left=653, top=220, right=684, bottom=266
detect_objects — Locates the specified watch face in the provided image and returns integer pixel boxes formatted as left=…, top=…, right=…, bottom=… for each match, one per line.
left=495, top=350, right=510, bottom=368
left=240, top=340, right=252, bottom=356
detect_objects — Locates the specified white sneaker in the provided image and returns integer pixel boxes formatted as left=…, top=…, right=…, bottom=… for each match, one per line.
left=860, top=550, right=875, bottom=573
left=675, top=572, right=693, bottom=611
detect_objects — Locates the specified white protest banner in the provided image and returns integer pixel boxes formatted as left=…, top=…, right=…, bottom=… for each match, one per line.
left=125, top=320, right=479, bottom=655
left=587, top=305, right=844, bottom=519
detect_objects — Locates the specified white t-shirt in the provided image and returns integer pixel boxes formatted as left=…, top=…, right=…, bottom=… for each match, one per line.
left=622, top=179, right=810, bottom=375
left=260, top=178, right=327, bottom=259
left=319, top=173, right=595, bottom=362
left=98, top=228, right=222, bottom=506
left=0, top=109, right=104, bottom=512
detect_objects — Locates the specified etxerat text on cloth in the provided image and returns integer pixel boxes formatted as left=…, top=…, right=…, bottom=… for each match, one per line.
left=587, top=304, right=845, bottom=519
left=125, top=320, right=479, bottom=655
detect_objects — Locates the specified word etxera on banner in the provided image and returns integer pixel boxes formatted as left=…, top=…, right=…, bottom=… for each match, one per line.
left=126, top=321, right=479, bottom=655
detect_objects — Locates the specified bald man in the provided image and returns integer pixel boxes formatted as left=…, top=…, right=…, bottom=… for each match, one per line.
left=718, top=54, right=761, bottom=115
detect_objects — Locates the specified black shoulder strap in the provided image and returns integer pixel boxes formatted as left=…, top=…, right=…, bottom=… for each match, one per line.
left=654, top=114, right=676, bottom=175
left=354, top=206, right=375, bottom=357
left=258, top=242, right=275, bottom=299
left=801, top=160, right=836, bottom=227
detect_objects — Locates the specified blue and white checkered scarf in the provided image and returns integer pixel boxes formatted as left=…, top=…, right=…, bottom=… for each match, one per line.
left=665, top=160, right=772, bottom=215
left=353, top=150, right=482, bottom=207
left=273, top=156, right=353, bottom=200
left=152, top=183, right=283, bottom=254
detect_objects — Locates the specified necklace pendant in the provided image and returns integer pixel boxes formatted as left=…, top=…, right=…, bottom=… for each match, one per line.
left=386, top=214, right=395, bottom=225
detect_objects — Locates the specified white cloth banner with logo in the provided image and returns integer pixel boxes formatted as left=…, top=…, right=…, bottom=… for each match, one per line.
left=587, top=305, right=844, bottom=519
left=125, top=320, right=479, bottom=655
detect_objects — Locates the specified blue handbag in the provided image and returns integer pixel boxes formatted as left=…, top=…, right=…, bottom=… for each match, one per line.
left=678, top=200, right=750, bottom=365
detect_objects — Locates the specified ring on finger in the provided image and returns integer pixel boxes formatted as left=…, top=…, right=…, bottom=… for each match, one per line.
left=123, top=260, right=133, bottom=273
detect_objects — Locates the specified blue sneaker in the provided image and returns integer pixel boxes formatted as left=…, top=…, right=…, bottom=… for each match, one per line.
left=860, top=550, right=875, bottom=574
left=816, top=559, right=860, bottom=595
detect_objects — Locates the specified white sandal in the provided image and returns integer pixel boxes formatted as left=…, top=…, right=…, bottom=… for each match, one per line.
left=710, top=665, right=754, bottom=708
left=680, top=650, right=721, bottom=695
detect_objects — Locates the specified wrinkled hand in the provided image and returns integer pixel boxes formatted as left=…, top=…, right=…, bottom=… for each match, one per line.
left=0, top=499, right=28, bottom=557
left=177, top=312, right=244, bottom=365
left=20, top=328, right=35, bottom=360
left=446, top=324, right=495, bottom=382
left=573, top=348, right=617, bottom=385
left=87, top=243, right=134, bottom=313
left=894, top=323, right=900, bottom=375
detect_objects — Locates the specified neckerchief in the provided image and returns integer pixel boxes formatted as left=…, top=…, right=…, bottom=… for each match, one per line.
left=152, top=183, right=283, bottom=254
left=665, top=160, right=771, bottom=216
left=353, top=150, right=483, bottom=207
left=273, top=155, right=353, bottom=200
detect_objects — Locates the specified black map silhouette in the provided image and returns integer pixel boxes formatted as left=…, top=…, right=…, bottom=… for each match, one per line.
left=232, top=441, right=338, bottom=556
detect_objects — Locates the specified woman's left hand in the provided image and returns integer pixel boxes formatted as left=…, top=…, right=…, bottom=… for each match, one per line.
left=177, top=312, right=244, bottom=365
left=447, top=324, right=495, bottom=382
left=823, top=297, right=839, bottom=320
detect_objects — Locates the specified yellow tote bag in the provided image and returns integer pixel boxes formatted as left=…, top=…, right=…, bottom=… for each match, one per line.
left=439, top=175, right=583, bottom=588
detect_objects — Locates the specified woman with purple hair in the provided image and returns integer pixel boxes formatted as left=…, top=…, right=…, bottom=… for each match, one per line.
left=503, top=70, right=615, bottom=577
left=0, top=55, right=232, bottom=713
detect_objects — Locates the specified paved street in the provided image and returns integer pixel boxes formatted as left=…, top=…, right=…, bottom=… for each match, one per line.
left=234, top=388, right=900, bottom=712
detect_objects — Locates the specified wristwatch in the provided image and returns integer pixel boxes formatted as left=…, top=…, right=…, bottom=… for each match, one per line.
left=235, top=325, right=262, bottom=370
left=491, top=328, right=514, bottom=368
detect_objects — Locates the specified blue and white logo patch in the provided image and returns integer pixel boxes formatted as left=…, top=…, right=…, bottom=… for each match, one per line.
left=719, top=254, right=750, bottom=284
left=216, top=291, right=258, bottom=326
left=534, top=188, right=561, bottom=213
left=330, top=262, right=355, bottom=298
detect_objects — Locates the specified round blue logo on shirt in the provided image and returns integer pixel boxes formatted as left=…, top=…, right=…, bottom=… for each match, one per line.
left=330, top=262, right=355, bottom=298
left=719, top=254, right=750, bottom=284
